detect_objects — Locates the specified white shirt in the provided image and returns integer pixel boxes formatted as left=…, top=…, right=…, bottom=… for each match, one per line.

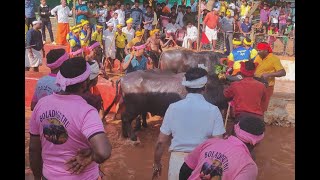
left=51, top=5, right=72, bottom=23
left=160, top=93, right=226, bottom=152
left=122, top=26, right=135, bottom=42
left=115, top=9, right=125, bottom=25
left=186, top=25, right=198, bottom=38
left=270, top=9, right=280, bottom=24
left=176, top=12, right=184, bottom=28
left=165, top=23, right=181, bottom=33
left=106, top=18, right=119, bottom=28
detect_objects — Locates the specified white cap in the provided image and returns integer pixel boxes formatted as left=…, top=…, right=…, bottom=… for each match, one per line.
left=107, top=22, right=114, bottom=27
left=89, top=60, right=99, bottom=80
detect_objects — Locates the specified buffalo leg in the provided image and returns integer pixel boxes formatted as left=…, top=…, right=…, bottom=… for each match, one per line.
left=141, top=112, right=148, bottom=128
left=134, top=115, right=142, bottom=131
left=122, top=112, right=139, bottom=141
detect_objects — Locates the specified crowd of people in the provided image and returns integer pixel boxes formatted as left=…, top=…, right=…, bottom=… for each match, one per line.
left=26, top=0, right=289, bottom=180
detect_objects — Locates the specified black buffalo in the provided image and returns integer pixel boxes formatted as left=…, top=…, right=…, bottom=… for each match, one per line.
left=159, top=49, right=227, bottom=75
left=103, top=69, right=228, bottom=141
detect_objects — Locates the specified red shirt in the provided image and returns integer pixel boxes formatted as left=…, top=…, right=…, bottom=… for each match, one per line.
left=224, top=77, right=267, bottom=116
left=203, top=12, right=219, bottom=29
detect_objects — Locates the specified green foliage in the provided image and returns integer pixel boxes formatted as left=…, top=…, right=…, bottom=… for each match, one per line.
left=214, top=64, right=227, bottom=75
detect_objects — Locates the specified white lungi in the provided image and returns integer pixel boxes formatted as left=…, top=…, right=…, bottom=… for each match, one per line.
left=25, top=48, right=42, bottom=68
left=205, top=27, right=218, bottom=41
left=168, top=151, right=189, bottom=180
left=182, top=36, right=197, bottom=48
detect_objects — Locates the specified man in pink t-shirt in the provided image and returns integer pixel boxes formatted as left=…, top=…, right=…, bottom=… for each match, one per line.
left=30, top=48, right=68, bottom=110
left=29, top=57, right=112, bottom=180
left=179, top=115, right=265, bottom=180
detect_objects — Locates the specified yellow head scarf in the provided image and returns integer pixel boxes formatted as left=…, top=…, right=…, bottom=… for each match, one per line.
left=232, top=38, right=242, bottom=45
left=226, top=9, right=231, bottom=16
left=117, top=24, right=122, bottom=29
left=243, top=38, right=253, bottom=46
left=81, top=20, right=89, bottom=26
left=135, top=31, right=143, bottom=37
left=96, top=25, right=103, bottom=29
left=73, top=27, right=81, bottom=33
left=126, top=18, right=133, bottom=24
left=150, top=29, right=160, bottom=36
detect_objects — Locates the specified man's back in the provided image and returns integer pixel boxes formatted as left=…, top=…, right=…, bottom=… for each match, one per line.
left=224, top=77, right=266, bottom=116
left=185, top=136, right=258, bottom=180
left=30, top=93, right=105, bottom=179
left=160, top=93, right=225, bottom=153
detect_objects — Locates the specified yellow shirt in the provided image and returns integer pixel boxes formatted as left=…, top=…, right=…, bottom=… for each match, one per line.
left=254, top=53, right=284, bottom=86
left=250, top=48, right=258, bottom=60
left=80, top=30, right=89, bottom=47
left=91, top=31, right=103, bottom=47
left=240, top=5, right=251, bottom=17
left=115, top=32, right=127, bottom=48
left=220, top=2, right=228, bottom=15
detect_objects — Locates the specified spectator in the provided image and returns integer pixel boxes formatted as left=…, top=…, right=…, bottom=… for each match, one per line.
left=220, top=9, right=234, bottom=55
left=115, top=24, right=127, bottom=64
left=203, top=8, right=220, bottom=51
left=143, top=5, right=154, bottom=42
left=97, top=1, right=108, bottom=29
left=122, top=18, right=135, bottom=43
left=152, top=67, right=225, bottom=180
left=176, top=5, right=185, bottom=29
left=122, top=42, right=148, bottom=74
left=269, top=5, right=280, bottom=28
left=233, top=14, right=241, bottom=36
left=25, top=0, right=36, bottom=30
left=106, top=12, right=119, bottom=28
left=190, top=0, right=198, bottom=13
left=281, top=19, right=294, bottom=55
left=131, top=1, right=143, bottom=30
left=67, top=26, right=81, bottom=54
left=102, top=23, right=116, bottom=63
left=115, top=4, right=126, bottom=26
left=161, top=2, right=171, bottom=16
left=76, top=0, right=89, bottom=24
left=219, top=0, right=228, bottom=16
left=125, top=3, right=132, bottom=22
left=169, top=7, right=178, bottom=21
left=240, top=0, right=250, bottom=21
left=278, top=9, right=287, bottom=35
left=30, top=49, right=67, bottom=110
left=51, top=0, right=73, bottom=45
left=267, top=23, right=279, bottom=49
left=38, top=0, right=55, bottom=45
left=259, top=3, right=270, bottom=33
left=179, top=115, right=265, bottom=180
left=156, top=3, right=163, bottom=20
left=91, top=23, right=104, bottom=47
left=227, top=38, right=250, bottom=75
left=182, top=22, right=198, bottom=49
left=285, top=2, right=292, bottom=19
left=25, top=20, right=45, bottom=72
left=79, top=20, right=92, bottom=47
left=183, top=6, right=195, bottom=28
left=240, top=16, right=252, bottom=39
left=87, top=1, right=98, bottom=30
left=254, top=42, right=286, bottom=112
left=29, top=57, right=112, bottom=180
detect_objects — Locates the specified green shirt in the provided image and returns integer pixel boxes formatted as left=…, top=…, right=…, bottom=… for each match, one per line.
left=88, top=7, right=97, bottom=25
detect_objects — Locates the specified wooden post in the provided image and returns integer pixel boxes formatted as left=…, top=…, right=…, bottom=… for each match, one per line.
left=196, top=0, right=201, bottom=51
left=73, top=0, right=76, bottom=26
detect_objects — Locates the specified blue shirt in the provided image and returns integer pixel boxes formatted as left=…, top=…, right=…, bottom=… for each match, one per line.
left=76, top=4, right=89, bottom=24
left=25, top=0, right=36, bottom=18
left=124, top=54, right=147, bottom=74
left=131, top=8, right=143, bottom=27
left=240, top=22, right=252, bottom=33
left=26, top=29, right=43, bottom=51
left=231, top=46, right=250, bottom=62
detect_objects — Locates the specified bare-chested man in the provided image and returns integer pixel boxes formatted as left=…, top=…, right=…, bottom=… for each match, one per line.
left=144, top=29, right=173, bottom=68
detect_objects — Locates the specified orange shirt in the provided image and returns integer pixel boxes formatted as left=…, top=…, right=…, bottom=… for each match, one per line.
left=203, top=12, right=219, bottom=29
left=254, top=53, right=285, bottom=86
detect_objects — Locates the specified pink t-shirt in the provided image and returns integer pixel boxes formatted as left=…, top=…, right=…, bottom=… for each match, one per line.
left=29, top=93, right=105, bottom=180
left=184, top=136, right=258, bottom=180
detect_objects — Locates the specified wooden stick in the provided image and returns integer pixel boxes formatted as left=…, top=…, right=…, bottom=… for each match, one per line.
left=224, top=103, right=231, bottom=128
left=196, top=1, right=201, bottom=52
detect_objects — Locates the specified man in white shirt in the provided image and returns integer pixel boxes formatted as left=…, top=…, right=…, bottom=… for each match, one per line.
left=152, top=67, right=226, bottom=180
left=115, top=4, right=126, bottom=26
left=102, top=23, right=116, bottom=61
left=51, top=0, right=73, bottom=45
left=269, top=5, right=280, bottom=27
left=176, top=5, right=185, bottom=29
left=122, top=18, right=135, bottom=42
left=182, top=22, right=198, bottom=49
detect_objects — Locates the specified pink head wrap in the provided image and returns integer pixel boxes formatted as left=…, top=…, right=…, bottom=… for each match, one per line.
left=88, top=42, right=100, bottom=51
left=69, top=48, right=84, bottom=56
left=234, top=123, right=265, bottom=146
left=46, top=52, right=69, bottom=69
left=133, top=44, right=146, bottom=50
left=55, top=62, right=91, bottom=91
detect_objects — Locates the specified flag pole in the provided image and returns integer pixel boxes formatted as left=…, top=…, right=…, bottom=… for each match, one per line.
left=196, top=0, right=201, bottom=52
left=73, top=0, right=76, bottom=26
